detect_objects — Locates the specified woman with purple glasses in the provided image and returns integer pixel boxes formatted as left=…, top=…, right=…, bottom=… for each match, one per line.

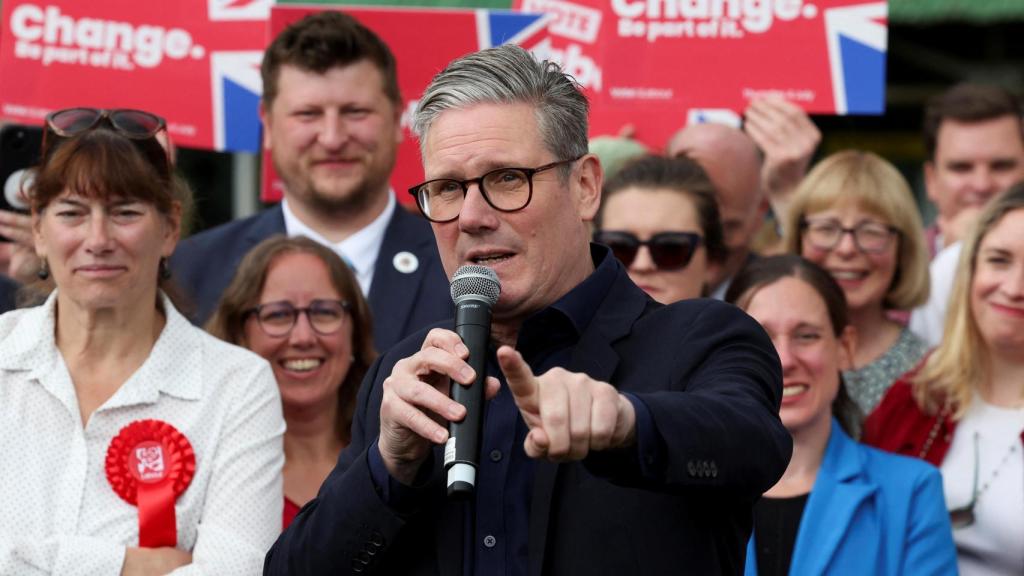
left=0, top=108, right=284, bottom=575
left=594, top=154, right=726, bottom=304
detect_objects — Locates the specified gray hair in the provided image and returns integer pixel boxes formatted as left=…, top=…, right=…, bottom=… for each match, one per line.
left=413, top=45, right=589, bottom=165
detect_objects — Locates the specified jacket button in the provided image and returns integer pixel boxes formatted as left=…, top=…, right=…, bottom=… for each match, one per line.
left=687, top=461, right=696, bottom=476
left=710, top=461, right=718, bottom=477
left=483, top=535, right=497, bottom=548
left=490, top=449, right=503, bottom=462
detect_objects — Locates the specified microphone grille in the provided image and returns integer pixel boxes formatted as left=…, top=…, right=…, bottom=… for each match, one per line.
left=450, top=265, right=501, bottom=305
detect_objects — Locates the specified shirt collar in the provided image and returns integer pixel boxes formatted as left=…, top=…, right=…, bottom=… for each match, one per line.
left=0, top=291, right=203, bottom=403
left=281, top=192, right=396, bottom=294
left=518, top=243, right=617, bottom=345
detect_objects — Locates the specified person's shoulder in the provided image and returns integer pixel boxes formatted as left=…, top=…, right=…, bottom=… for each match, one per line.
left=857, top=440, right=943, bottom=491
left=166, top=302, right=273, bottom=380
left=176, top=207, right=282, bottom=254
left=0, top=303, right=36, bottom=337
left=641, top=297, right=762, bottom=335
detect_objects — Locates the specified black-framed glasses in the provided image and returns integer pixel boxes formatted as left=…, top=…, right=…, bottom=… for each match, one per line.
left=801, top=218, right=898, bottom=254
left=42, top=107, right=170, bottom=178
left=408, top=156, right=582, bottom=223
left=244, top=299, right=351, bottom=337
left=593, top=230, right=703, bottom=270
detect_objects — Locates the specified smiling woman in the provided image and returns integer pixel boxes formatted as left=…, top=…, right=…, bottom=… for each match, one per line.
left=783, top=150, right=931, bottom=415
left=865, top=183, right=1024, bottom=575
left=727, top=255, right=956, bottom=576
left=0, top=109, right=285, bottom=575
left=206, top=235, right=376, bottom=529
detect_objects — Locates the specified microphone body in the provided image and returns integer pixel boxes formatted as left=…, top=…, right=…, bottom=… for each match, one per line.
left=445, top=265, right=500, bottom=499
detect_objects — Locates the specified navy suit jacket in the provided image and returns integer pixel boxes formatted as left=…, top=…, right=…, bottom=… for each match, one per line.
left=169, top=203, right=451, bottom=353
left=265, top=258, right=792, bottom=576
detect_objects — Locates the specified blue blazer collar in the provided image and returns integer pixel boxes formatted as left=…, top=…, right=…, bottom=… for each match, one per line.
left=787, top=419, right=879, bottom=575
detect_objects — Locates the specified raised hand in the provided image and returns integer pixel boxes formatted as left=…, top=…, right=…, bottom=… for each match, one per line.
left=497, top=345, right=635, bottom=461
left=378, top=328, right=500, bottom=485
left=744, top=96, right=820, bottom=221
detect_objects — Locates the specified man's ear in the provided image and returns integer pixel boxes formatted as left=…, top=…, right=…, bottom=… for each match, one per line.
left=576, top=154, right=603, bottom=222
left=923, top=161, right=938, bottom=203
left=837, top=325, right=857, bottom=372
left=392, top=100, right=404, bottom=146
left=259, top=99, right=273, bottom=152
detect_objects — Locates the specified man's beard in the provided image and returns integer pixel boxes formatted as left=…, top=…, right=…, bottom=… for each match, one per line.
left=304, top=177, right=379, bottom=216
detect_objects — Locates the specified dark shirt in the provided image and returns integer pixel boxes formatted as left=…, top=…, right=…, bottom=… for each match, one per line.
left=753, top=493, right=810, bottom=576
left=0, top=274, right=19, bottom=314
left=369, top=244, right=660, bottom=576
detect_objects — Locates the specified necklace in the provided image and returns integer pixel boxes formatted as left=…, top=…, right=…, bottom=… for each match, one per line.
left=947, top=430, right=1023, bottom=529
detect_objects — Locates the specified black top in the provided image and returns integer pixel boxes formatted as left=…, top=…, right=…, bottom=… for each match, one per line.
left=753, top=492, right=810, bottom=576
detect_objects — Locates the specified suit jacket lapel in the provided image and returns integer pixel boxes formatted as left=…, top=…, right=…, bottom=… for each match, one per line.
left=789, top=420, right=878, bottom=575
left=527, top=262, right=649, bottom=576
left=245, top=204, right=287, bottom=248
left=368, top=207, right=435, bottom=350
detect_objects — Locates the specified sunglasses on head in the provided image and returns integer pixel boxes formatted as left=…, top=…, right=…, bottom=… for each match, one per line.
left=42, top=107, right=170, bottom=177
left=593, top=230, right=703, bottom=270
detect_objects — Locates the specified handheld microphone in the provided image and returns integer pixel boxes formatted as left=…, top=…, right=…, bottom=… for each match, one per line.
left=445, top=265, right=501, bottom=499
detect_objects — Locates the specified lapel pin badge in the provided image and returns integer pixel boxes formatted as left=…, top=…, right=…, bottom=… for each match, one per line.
left=393, top=251, right=419, bottom=274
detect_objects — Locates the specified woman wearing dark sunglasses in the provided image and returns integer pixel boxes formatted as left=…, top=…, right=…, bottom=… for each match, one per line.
left=206, top=235, right=376, bottom=530
left=727, top=255, right=956, bottom=576
left=0, top=108, right=285, bottom=574
left=595, top=154, right=726, bottom=304
left=783, top=150, right=931, bottom=416
left=865, top=183, right=1024, bottom=575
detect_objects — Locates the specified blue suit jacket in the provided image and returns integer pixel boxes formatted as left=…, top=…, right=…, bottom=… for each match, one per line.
left=266, top=255, right=792, bottom=575
left=745, top=419, right=957, bottom=576
left=169, top=203, right=451, bottom=353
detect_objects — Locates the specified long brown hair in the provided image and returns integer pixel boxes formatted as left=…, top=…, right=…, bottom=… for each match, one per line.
left=206, top=235, right=376, bottom=443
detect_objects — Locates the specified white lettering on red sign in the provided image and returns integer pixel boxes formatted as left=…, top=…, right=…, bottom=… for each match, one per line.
left=609, top=0, right=818, bottom=41
left=9, top=4, right=207, bottom=69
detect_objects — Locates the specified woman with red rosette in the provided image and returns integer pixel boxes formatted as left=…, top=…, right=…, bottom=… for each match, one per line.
left=0, top=108, right=285, bottom=575
left=864, top=182, right=1024, bottom=575
left=206, top=235, right=376, bottom=529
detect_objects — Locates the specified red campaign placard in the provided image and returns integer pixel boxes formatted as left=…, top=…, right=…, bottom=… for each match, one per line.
left=261, top=5, right=550, bottom=204
left=0, top=0, right=270, bottom=153
left=517, top=0, right=887, bottom=151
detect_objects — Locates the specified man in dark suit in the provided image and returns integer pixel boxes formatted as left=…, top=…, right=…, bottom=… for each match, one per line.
left=171, top=12, right=449, bottom=352
left=265, top=45, right=791, bottom=575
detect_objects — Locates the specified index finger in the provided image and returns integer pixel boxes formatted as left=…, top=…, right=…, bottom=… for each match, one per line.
left=497, top=345, right=539, bottom=413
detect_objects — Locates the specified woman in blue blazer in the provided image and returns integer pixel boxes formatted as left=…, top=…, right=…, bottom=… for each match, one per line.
left=727, top=255, right=957, bottom=576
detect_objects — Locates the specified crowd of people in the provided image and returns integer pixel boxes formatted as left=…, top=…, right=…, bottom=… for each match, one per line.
left=0, top=8, right=1022, bottom=576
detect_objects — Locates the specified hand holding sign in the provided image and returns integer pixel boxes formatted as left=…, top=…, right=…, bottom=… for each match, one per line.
left=497, top=345, right=635, bottom=461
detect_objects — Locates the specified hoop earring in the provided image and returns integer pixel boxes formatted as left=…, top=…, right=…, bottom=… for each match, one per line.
left=159, top=257, right=172, bottom=280
left=37, top=260, right=50, bottom=280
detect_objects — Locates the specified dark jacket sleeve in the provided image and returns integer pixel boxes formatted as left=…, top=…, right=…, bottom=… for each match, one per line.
left=264, top=338, right=440, bottom=575
left=585, top=301, right=791, bottom=499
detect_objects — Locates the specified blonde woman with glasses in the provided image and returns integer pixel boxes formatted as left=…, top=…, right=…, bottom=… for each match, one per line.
left=784, top=150, right=931, bottom=416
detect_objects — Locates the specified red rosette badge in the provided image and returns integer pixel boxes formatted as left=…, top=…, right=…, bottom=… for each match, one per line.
left=105, top=419, right=195, bottom=548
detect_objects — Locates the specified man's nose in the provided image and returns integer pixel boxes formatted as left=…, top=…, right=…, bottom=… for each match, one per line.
left=457, top=182, right=499, bottom=233
left=318, top=114, right=347, bottom=150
